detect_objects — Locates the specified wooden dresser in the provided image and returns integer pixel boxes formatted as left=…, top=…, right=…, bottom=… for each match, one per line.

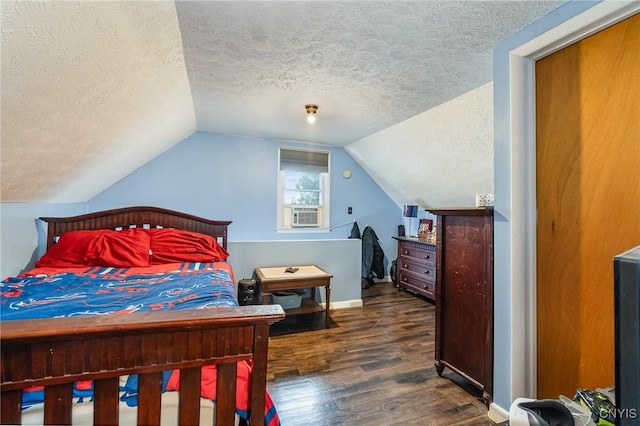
left=428, top=207, right=494, bottom=405
left=393, top=237, right=436, bottom=300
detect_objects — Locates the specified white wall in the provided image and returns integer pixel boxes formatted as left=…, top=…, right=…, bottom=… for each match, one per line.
left=346, top=82, right=494, bottom=210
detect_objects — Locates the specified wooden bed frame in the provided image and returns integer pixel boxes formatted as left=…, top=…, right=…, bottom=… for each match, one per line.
left=0, top=206, right=285, bottom=426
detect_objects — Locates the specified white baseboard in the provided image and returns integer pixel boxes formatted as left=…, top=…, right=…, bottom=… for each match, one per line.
left=488, top=402, right=509, bottom=424
left=321, top=299, right=363, bottom=309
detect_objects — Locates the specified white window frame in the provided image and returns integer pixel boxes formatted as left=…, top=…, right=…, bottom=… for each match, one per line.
left=277, top=147, right=330, bottom=232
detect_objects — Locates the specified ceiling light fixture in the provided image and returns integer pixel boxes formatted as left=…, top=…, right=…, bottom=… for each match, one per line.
left=305, top=104, right=318, bottom=124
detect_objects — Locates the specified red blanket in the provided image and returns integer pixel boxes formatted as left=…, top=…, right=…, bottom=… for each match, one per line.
left=166, top=360, right=280, bottom=425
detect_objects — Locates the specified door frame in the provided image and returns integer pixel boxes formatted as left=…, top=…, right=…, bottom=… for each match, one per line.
left=492, top=0, right=640, bottom=418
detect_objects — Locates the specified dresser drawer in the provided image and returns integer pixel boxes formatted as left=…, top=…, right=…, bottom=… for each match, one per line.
left=393, top=237, right=437, bottom=301
left=399, top=245, right=436, bottom=265
left=398, top=272, right=434, bottom=299
left=399, top=257, right=435, bottom=282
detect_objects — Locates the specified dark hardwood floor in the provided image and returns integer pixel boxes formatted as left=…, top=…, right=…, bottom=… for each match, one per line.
left=266, top=282, right=495, bottom=425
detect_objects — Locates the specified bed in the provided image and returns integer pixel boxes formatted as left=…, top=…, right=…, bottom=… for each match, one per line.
left=0, top=206, right=285, bottom=426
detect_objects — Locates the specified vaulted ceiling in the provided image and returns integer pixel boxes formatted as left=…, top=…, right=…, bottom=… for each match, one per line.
left=1, top=1, right=564, bottom=203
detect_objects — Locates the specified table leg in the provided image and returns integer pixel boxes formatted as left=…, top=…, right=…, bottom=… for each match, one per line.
left=325, top=284, right=331, bottom=328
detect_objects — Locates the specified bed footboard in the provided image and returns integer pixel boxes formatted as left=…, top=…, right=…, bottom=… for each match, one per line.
left=0, top=305, right=285, bottom=426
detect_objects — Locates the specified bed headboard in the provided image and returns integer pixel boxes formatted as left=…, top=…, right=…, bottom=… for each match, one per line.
left=39, top=206, right=232, bottom=251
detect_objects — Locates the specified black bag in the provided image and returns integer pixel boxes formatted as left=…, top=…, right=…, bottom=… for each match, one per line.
left=349, top=221, right=361, bottom=239
left=362, top=226, right=385, bottom=281
left=370, top=230, right=385, bottom=280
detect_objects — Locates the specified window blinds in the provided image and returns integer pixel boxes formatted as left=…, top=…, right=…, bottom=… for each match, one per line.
left=279, top=148, right=329, bottom=173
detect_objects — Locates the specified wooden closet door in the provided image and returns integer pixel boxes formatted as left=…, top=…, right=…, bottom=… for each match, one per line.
left=535, top=13, right=640, bottom=399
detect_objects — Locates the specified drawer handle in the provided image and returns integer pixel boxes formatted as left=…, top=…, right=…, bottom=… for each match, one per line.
left=424, top=270, right=430, bottom=275
left=424, top=255, right=430, bottom=260
left=404, top=264, right=409, bottom=269
left=403, top=250, right=409, bottom=255
left=402, top=277, right=408, bottom=282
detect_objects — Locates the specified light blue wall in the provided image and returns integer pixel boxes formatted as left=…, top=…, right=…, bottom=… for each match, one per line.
left=88, top=131, right=401, bottom=298
left=1, top=132, right=400, bottom=303
left=0, top=203, right=86, bottom=279
left=492, top=0, right=599, bottom=410
left=229, top=239, right=362, bottom=305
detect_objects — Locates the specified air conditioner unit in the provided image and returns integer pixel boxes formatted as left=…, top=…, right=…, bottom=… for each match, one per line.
left=292, top=207, right=319, bottom=227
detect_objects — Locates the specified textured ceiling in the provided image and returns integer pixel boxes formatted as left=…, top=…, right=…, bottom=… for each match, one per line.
left=1, top=1, right=565, bottom=203
left=177, top=1, right=564, bottom=145
left=1, top=1, right=195, bottom=203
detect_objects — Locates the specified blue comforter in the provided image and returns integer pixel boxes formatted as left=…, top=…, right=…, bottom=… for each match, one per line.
left=0, top=262, right=238, bottom=320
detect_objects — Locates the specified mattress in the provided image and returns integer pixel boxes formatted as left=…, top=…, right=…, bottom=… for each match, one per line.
left=19, top=377, right=238, bottom=426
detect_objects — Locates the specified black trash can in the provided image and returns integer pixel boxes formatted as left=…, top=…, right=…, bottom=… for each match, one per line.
left=238, top=279, right=259, bottom=305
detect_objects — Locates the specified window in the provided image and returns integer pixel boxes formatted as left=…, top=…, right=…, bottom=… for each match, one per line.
left=277, top=147, right=330, bottom=230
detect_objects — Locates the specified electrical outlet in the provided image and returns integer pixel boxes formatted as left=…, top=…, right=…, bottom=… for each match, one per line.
left=348, top=207, right=353, bottom=214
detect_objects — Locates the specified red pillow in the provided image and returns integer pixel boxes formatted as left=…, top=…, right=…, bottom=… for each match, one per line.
left=86, top=229, right=151, bottom=267
left=35, top=229, right=151, bottom=268
left=35, top=230, right=96, bottom=268
left=147, top=228, right=229, bottom=264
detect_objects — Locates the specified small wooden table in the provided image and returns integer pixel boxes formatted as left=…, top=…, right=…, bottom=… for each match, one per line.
left=254, top=265, right=333, bottom=328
